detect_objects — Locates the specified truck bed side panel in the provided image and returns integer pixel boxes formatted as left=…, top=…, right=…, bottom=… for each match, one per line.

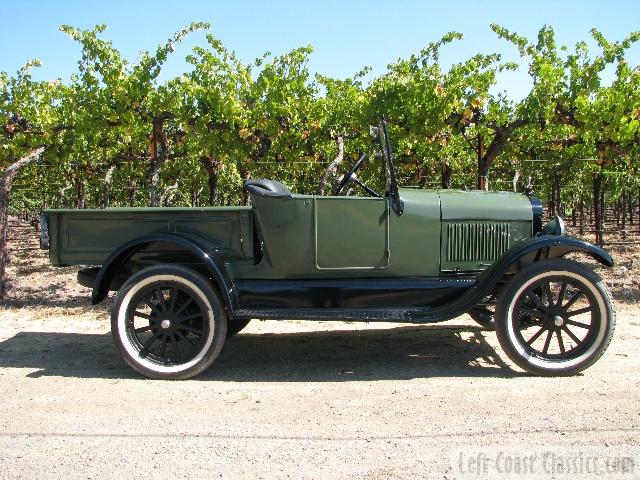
left=46, top=207, right=253, bottom=266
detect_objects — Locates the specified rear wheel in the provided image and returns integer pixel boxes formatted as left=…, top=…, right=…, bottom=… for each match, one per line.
left=111, top=264, right=227, bottom=380
left=495, top=259, right=615, bottom=376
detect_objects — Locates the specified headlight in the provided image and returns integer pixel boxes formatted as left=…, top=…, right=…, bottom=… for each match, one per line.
left=541, top=216, right=565, bottom=236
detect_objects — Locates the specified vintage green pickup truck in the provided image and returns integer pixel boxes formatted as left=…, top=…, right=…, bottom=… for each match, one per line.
left=40, top=120, right=615, bottom=379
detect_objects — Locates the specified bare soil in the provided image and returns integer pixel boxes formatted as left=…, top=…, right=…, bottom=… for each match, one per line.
left=1, top=219, right=639, bottom=479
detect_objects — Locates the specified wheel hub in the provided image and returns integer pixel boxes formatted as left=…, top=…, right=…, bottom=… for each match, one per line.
left=553, top=315, right=564, bottom=327
left=160, top=319, right=172, bottom=330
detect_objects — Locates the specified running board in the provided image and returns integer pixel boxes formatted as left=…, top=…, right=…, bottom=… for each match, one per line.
left=231, top=275, right=495, bottom=323
left=232, top=308, right=441, bottom=322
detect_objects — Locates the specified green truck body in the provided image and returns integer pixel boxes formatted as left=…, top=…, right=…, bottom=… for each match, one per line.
left=45, top=189, right=533, bottom=279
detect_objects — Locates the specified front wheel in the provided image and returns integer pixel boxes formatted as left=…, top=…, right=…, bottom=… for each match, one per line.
left=111, top=264, right=227, bottom=380
left=495, top=259, right=615, bottom=376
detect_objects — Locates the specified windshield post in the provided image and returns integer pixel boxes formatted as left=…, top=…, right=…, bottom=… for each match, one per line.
left=379, top=116, right=404, bottom=216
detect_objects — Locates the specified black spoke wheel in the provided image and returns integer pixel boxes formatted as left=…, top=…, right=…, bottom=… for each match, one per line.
left=495, top=259, right=615, bottom=376
left=112, top=265, right=227, bottom=380
left=126, top=284, right=209, bottom=365
left=512, top=278, right=599, bottom=359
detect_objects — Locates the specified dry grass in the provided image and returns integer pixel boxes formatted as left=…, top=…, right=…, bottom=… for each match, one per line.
left=0, top=218, right=110, bottom=318
left=563, top=223, right=640, bottom=303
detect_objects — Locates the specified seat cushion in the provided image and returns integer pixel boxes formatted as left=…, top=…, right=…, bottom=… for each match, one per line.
left=243, top=179, right=292, bottom=198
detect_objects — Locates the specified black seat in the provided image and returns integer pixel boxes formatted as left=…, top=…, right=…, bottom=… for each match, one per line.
left=243, top=179, right=293, bottom=198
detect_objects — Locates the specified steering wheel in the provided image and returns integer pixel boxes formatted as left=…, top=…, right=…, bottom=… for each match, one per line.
left=334, top=154, right=380, bottom=197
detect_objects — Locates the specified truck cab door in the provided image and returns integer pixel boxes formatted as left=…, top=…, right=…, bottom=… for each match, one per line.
left=314, top=197, right=389, bottom=270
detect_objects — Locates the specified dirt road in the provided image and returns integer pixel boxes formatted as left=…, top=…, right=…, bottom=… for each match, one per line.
left=1, top=303, right=639, bottom=479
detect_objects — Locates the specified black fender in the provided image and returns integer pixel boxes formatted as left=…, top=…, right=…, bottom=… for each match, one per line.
left=473, top=235, right=613, bottom=299
left=91, top=233, right=238, bottom=312
left=404, top=235, right=614, bottom=322
left=493, top=235, right=612, bottom=272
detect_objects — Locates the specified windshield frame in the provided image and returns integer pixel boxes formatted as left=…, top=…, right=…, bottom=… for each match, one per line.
left=377, top=116, right=404, bottom=216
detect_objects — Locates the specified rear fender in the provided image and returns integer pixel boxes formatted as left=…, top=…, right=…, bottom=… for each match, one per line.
left=91, top=233, right=238, bottom=312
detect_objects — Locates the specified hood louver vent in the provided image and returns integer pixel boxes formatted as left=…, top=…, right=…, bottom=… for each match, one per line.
left=446, top=222, right=510, bottom=264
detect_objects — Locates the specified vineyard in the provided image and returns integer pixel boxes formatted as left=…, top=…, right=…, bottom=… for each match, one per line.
left=1, top=22, right=640, bottom=296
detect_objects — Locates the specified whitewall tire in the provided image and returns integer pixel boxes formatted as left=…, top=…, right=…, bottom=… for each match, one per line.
left=111, top=264, right=227, bottom=380
left=495, top=259, right=615, bottom=376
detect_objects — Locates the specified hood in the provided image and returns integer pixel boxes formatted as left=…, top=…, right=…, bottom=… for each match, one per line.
left=437, top=189, right=532, bottom=222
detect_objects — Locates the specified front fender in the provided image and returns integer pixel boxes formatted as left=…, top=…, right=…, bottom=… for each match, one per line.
left=476, top=235, right=613, bottom=296
left=505, top=235, right=613, bottom=268
left=395, top=235, right=613, bottom=322
left=91, top=233, right=238, bottom=312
